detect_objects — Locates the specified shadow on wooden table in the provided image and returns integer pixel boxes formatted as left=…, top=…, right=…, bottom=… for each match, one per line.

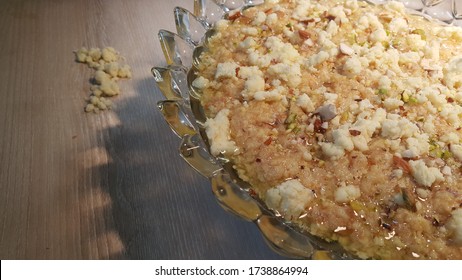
left=87, top=76, right=286, bottom=259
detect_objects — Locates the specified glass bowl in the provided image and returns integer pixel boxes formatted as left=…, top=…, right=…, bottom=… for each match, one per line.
left=153, top=0, right=462, bottom=259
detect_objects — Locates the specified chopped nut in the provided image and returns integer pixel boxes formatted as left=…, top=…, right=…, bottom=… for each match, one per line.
left=339, top=43, right=354, bottom=55
left=315, top=104, right=337, bottom=122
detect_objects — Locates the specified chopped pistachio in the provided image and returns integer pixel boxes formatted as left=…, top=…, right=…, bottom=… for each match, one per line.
left=412, top=28, right=426, bottom=40
left=340, top=111, right=350, bottom=123
left=391, top=38, right=401, bottom=48
left=401, top=91, right=417, bottom=104
left=382, top=41, right=390, bottom=49
left=285, top=113, right=297, bottom=124
left=429, top=140, right=452, bottom=159
left=408, top=96, right=418, bottom=104
left=377, top=88, right=388, bottom=95
left=377, top=88, right=388, bottom=100
left=350, top=200, right=365, bottom=212
left=349, top=33, right=357, bottom=45
left=285, top=22, right=294, bottom=31
left=291, top=125, right=301, bottom=134
left=401, top=91, right=409, bottom=102
left=442, top=150, right=452, bottom=160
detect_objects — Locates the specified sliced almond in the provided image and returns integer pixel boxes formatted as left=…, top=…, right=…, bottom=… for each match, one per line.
left=339, top=43, right=354, bottom=56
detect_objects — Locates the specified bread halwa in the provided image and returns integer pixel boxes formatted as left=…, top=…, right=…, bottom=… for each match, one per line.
left=193, top=0, right=462, bottom=259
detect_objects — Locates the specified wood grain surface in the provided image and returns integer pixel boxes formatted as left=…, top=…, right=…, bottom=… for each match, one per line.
left=0, top=0, right=284, bottom=260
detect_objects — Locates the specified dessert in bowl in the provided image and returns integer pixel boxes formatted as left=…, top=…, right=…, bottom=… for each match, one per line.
left=157, top=0, right=462, bottom=259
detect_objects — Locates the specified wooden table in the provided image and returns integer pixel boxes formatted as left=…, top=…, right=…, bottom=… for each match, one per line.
left=0, top=0, right=284, bottom=260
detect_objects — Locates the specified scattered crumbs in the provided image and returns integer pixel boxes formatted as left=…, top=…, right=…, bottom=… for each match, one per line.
left=74, top=47, right=132, bottom=113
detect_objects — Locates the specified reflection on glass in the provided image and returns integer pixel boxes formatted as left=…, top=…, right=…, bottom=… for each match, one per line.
left=422, top=0, right=445, bottom=7
left=454, top=0, right=462, bottom=18
left=396, top=0, right=425, bottom=10
left=422, top=0, right=454, bottom=22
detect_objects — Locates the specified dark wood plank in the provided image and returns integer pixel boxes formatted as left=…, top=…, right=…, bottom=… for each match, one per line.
left=0, top=0, right=285, bottom=260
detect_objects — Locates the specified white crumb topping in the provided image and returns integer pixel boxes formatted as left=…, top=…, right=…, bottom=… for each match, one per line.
left=409, top=159, right=444, bottom=187
left=248, top=49, right=272, bottom=68
left=215, top=62, right=239, bottom=79
left=253, top=86, right=285, bottom=101
left=332, top=127, right=354, bottom=151
left=320, top=142, right=345, bottom=159
left=383, top=98, right=404, bottom=110
left=389, top=17, right=408, bottom=33
left=266, top=13, right=278, bottom=26
left=239, top=37, right=257, bottom=49
left=403, top=134, right=429, bottom=158
left=328, top=5, right=349, bottom=24
left=381, top=119, right=401, bottom=140
left=267, top=63, right=301, bottom=87
left=446, top=209, right=462, bottom=246
left=392, top=169, right=403, bottom=179
left=343, top=56, right=362, bottom=76
left=440, top=132, right=460, bottom=144
left=386, top=1, right=405, bottom=13
left=306, top=51, right=330, bottom=69
left=192, top=76, right=210, bottom=89
left=369, top=29, right=388, bottom=43
left=326, top=20, right=339, bottom=36
left=444, top=56, right=462, bottom=89
left=238, top=66, right=265, bottom=98
left=450, top=144, right=462, bottom=162
left=242, top=27, right=259, bottom=36
left=244, top=76, right=266, bottom=97
left=265, top=179, right=313, bottom=219
left=334, top=184, right=361, bottom=203
left=264, top=36, right=301, bottom=63
left=378, top=76, right=391, bottom=90
left=205, top=109, right=238, bottom=156
left=296, top=94, right=315, bottom=112
left=292, top=0, right=311, bottom=19
left=253, top=11, right=267, bottom=25
left=442, top=166, right=452, bottom=176
left=215, top=19, right=229, bottom=31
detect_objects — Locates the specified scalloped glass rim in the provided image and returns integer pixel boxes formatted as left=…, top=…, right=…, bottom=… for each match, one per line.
left=154, top=0, right=461, bottom=259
